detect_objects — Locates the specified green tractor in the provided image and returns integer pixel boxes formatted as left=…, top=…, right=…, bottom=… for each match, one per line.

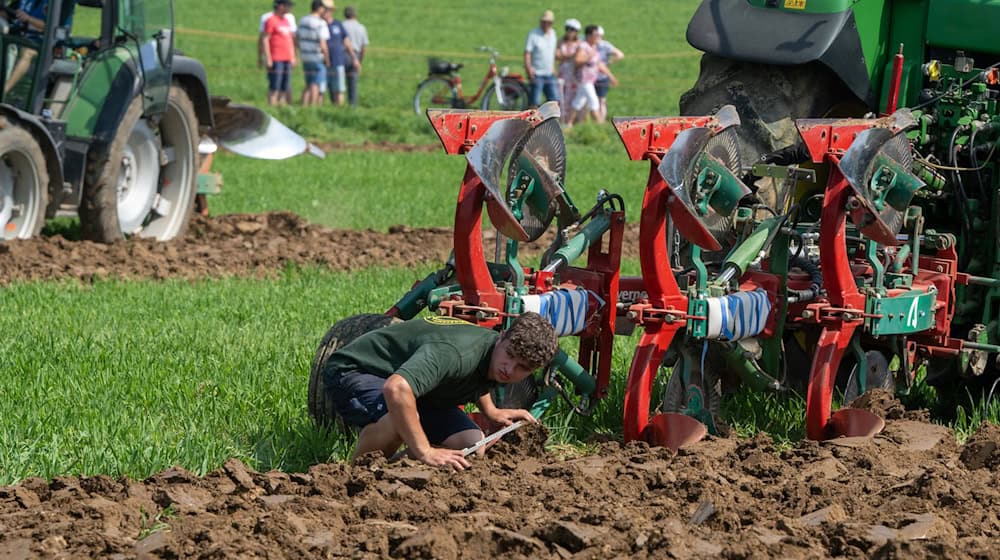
left=0, top=0, right=316, bottom=242
left=674, top=0, right=1000, bottom=408
left=683, top=0, right=999, bottom=159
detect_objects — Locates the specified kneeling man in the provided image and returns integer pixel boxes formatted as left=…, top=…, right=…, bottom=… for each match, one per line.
left=323, top=312, right=558, bottom=470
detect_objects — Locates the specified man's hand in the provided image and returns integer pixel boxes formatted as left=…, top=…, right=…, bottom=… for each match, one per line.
left=417, top=447, right=471, bottom=470
left=486, top=408, right=536, bottom=427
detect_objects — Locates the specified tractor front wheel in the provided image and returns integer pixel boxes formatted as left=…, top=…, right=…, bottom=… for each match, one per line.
left=0, top=122, right=48, bottom=240
left=80, top=84, right=199, bottom=242
left=309, top=313, right=403, bottom=428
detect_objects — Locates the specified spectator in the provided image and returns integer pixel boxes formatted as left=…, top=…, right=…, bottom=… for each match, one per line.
left=321, top=1, right=358, bottom=106
left=261, top=0, right=297, bottom=106
left=258, top=2, right=297, bottom=101
left=296, top=0, right=331, bottom=106
left=595, top=26, right=624, bottom=122
left=341, top=5, right=369, bottom=106
left=523, top=9, right=559, bottom=107
left=566, top=24, right=617, bottom=127
left=556, top=18, right=581, bottom=123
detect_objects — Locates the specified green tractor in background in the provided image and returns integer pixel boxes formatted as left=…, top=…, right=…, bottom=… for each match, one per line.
left=683, top=0, right=999, bottom=158
left=0, top=0, right=317, bottom=242
left=675, top=0, right=1000, bottom=404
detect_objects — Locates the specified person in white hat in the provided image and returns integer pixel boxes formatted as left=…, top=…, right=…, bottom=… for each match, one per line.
left=524, top=9, right=560, bottom=107
left=556, top=18, right=582, bottom=123
left=594, top=25, right=624, bottom=122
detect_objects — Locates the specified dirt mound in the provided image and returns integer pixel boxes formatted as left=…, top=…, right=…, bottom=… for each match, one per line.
left=489, top=422, right=550, bottom=459
left=960, top=422, right=1000, bottom=470
left=0, top=212, right=641, bottom=285
left=3, top=418, right=1000, bottom=559
left=850, top=389, right=930, bottom=421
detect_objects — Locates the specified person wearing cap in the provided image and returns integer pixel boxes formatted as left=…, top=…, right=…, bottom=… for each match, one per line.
left=296, top=0, right=331, bottom=106
left=524, top=9, right=560, bottom=107
left=556, top=18, right=581, bottom=123
left=595, top=26, right=624, bottom=122
left=341, top=6, right=369, bottom=106
left=566, top=24, right=618, bottom=127
left=262, top=0, right=298, bottom=106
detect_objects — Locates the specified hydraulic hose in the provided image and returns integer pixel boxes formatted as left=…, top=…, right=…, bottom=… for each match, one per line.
left=787, top=256, right=822, bottom=303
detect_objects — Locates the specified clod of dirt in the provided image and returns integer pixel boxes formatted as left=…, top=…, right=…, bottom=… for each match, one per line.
left=960, top=422, right=1000, bottom=470
left=489, top=422, right=550, bottom=459
left=849, top=389, right=912, bottom=419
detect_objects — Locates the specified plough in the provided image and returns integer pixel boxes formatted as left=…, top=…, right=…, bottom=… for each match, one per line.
left=311, top=51, right=1000, bottom=451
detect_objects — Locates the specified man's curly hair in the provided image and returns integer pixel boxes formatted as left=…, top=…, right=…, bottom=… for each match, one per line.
left=503, top=312, right=559, bottom=368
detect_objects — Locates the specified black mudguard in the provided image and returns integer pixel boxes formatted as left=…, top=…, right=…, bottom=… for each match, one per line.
left=687, top=0, right=872, bottom=107
left=172, top=55, right=214, bottom=128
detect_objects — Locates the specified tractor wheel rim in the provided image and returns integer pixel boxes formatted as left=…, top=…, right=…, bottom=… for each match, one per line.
left=137, top=95, right=196, bottom=240
left=0, top=149, right=42, bottom=240
left=116, top=119, right=161, bottom=234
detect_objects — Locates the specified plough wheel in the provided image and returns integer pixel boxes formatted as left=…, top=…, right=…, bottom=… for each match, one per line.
left=308, top=313, right=402, bottom=428
left=662, top=342, right=723, bottom=434
left=841, top=350, right=895, bottom=405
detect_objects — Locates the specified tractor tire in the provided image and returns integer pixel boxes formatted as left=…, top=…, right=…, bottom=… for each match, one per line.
left=308, top=313, right=403, bottom=428
left=0, top=122, right=48, bottom=240
left=80, top=84, right=199, bottom=242
left=840, top=349, right=895, bottom=405
left=679, top=55, right=859, bottom=165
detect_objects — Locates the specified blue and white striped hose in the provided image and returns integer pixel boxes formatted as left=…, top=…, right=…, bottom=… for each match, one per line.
left=521, top=289, right=601, bottom=336
left=705, top=289, right=771, bottom=341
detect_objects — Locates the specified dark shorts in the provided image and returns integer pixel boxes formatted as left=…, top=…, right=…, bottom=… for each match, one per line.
left=268, top=61, right=292, bottom=92
left=595, top=78, right=611, bottom=98
left=325, top=370, right=479, bottom=445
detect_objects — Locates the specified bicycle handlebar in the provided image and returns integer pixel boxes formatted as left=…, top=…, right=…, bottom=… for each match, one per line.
left=476, top=46, right=501, bottom=59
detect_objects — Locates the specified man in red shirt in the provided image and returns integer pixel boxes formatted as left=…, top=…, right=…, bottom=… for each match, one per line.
left=261, top=0, right=298, bottom=105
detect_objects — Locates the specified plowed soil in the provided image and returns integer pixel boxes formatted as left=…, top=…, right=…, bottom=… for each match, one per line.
left=0, top=212, right=641, bottom=285
left=2, top=417, right=999, bottom=559
left=4, top=216, right=1000, bottom=558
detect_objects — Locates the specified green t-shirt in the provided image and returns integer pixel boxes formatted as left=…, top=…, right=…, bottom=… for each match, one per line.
left=324, top=316, right=500, bottom=408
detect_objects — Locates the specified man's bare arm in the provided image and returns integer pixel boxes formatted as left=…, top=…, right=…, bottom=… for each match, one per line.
left=383, top=375, right=470, bottom=469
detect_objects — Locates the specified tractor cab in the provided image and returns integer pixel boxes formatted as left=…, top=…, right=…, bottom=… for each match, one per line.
left=1, top=0, right=174, bottom=119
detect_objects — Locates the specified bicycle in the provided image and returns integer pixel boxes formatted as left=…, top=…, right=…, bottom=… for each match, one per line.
left=413, top=46, right=530, bottom=115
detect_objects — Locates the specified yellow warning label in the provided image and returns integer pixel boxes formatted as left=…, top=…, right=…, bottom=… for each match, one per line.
left=423, top=315, right=471, bottom=326
left=784, top=0, right=807, bottom=9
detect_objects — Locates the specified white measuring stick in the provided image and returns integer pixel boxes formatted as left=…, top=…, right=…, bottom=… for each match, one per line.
left=462, top=420, right=525, bottom=457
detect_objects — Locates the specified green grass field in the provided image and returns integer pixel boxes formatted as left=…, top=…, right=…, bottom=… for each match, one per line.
left=3, top=0, right=999, bottom=485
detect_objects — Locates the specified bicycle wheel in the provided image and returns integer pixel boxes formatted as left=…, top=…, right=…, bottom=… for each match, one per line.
left=413, top=77, right=457, bottom=116
left=480, top=78, right=530, bottom=111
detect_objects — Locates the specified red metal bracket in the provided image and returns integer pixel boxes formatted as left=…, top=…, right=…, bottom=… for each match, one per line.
left=427, top=106, right=546, bottom=155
